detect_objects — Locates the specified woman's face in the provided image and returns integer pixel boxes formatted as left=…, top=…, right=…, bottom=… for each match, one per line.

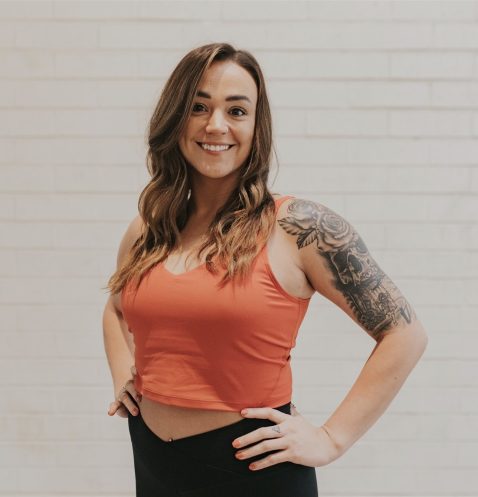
left=179, top=60, right=258, bottom=182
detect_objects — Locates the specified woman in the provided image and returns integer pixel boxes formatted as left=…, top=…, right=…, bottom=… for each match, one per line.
left=103, top=42, right=428, bottom=496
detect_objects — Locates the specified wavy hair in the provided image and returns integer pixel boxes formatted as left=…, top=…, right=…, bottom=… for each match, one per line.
left=104, top=42, right=280, bottom=296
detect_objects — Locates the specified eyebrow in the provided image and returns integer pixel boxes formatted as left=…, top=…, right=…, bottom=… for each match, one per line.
left=196, top=90, right=252, bottom=104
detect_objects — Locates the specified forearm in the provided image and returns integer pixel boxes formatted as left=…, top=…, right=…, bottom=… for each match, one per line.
left=321, top=322, right=429, bottom=456
left=102, top=302, right=135, bottom=395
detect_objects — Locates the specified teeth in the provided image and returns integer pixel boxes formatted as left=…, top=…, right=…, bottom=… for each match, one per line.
left=201, top=143, right=231, bottom=152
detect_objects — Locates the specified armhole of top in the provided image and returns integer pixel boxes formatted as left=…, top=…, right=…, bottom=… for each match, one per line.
left=274, top=195, right=295, bottom=213
left=264, top=195, right=310, bottom=303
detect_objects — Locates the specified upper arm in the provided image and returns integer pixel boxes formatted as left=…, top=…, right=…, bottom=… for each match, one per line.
left=116, top=214, right=144, bottom=270
left=278, top=198, right=418, bottom=342
left=109, top=214, right=144, bottom=314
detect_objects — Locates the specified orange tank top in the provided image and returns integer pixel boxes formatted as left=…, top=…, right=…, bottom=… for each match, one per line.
left=120, top=195, right=311, bottom=411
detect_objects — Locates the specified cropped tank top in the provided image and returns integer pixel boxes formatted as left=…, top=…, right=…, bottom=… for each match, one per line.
left=120, top=195, right=311, bottom=411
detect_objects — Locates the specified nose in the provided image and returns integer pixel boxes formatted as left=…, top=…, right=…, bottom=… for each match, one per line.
left=205, top=109, right=228, bottom=134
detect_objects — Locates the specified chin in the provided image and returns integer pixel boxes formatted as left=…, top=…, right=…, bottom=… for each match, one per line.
left=201, top=167, right=238, bottom=178
left=191, top=162, right=241, bottom=179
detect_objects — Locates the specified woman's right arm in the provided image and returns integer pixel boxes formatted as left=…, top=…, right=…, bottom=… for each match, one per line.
left=102, top=214, right=143, bottom=413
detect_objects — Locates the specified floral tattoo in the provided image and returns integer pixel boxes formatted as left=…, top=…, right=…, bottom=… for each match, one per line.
left=278, top=199, right=416, bottom=341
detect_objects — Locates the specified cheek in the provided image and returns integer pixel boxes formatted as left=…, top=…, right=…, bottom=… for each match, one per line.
left=180, top=122, right=195, bottom=144
left=243, top=124, right=255, bottom=145
left=237, top=125, right=253, bottom=144
left=238, top=134, right=254, bottom=153
left=179, top=131, right=195, bottom=155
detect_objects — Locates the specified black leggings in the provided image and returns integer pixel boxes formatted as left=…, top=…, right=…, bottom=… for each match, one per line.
left=127, top=401, right=319, bottom=496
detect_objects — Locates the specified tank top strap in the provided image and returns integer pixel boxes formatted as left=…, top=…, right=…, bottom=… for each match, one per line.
left=274, top=195, right=295, bottom=212
left=256, top=194, right=296, bottom=267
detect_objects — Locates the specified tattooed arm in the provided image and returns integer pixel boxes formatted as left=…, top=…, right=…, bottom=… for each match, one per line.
left=278, top=198, right=429, bottom=455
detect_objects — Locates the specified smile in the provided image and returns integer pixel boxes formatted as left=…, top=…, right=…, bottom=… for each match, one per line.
left=196, top=142, right=234, bottom=153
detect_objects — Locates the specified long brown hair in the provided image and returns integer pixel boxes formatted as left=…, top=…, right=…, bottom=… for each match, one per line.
left=104, top=42, right=280, bottom=295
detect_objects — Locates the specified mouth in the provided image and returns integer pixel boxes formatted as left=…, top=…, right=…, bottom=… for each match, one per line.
left=196, top=142, right=235, bottom=153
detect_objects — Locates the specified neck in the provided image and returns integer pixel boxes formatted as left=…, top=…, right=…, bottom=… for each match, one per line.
left=186, top=165, right=241, bottom=220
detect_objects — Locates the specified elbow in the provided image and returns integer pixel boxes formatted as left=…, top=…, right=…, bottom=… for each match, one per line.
left=412, top=318, right=428, bottom=341
left=379, top=321, right=429, bottom=354
left=411, top=325, right=429, bottom=359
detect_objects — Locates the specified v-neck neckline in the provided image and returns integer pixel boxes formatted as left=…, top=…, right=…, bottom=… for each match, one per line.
left=161, top=260, right=208, bottom=277
left=159, top=195, right=285, bottom=278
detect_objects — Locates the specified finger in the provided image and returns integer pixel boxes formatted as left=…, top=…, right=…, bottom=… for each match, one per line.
left=107, top=401, right=117, bottom=415
left=108, top=401, right=126, bottom=416
left=126, top=388, right=141, bottom=404
left=235, top=436, right=287, bottom=461
left=233, top=423, right=285, bottom=450
left=113, top=389, right=140, bottom=416
left=241, top=406, right=289, bottom=423
left=124, top=381, right=142, bottom=404
left=111, top=404, right=129, bottom=418
left=111, top=399, right=138, bottom=417
left=120, top=381, right=140, bottom=405
left=249, top=448, right=291, bottom=471
left=122, top=396, right=140, bottom=415
left=234, top=407, right=288, bottom=447
left=290, top=404, right=300, bottom=416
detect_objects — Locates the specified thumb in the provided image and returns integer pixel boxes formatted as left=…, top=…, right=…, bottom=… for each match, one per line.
left=107, top=400, right=120, bottom=416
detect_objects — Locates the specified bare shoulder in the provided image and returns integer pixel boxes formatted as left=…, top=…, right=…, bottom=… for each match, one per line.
left=116, top=214, right=144, bottom=268
left=270, top=193, right=301, bottom=266
left=110, top=213, right=144, bottom=313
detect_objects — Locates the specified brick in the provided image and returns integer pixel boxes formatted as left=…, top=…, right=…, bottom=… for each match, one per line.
left=54, top=0, right=138, bottom=19
left=391, top=110, right=472, bottom=136
left=221, top=0, right=307, bottom=20
left=308, top=0, right=392, bottom=21
left=392, top=0, right=476, bottom=21
left=0, top=1, right=53, bottom=19
left=391, top=52, right=474, bottom=79
left=434, top=23, right=478, bottom=49
left=15, top=21, right=98, bottom=49
left=307, top=109, right=388, bottom=136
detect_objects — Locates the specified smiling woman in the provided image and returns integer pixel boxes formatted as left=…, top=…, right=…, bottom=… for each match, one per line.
left=102, top=40, right=427, bottom=497
left=102, top=42, right=320, bottom=497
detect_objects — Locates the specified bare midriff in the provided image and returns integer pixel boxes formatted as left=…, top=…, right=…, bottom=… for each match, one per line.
left=138, top=395, right=244, bottom=442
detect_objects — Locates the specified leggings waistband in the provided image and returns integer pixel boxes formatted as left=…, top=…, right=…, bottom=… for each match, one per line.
left=140, top=401, right=291, bottom=446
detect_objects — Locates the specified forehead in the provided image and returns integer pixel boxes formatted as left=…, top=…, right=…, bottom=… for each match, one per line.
left=197, top=61, right=257, bottom=104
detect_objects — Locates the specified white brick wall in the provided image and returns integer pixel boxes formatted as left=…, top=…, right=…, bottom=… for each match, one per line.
left=0, top=0, right=476, bottom=495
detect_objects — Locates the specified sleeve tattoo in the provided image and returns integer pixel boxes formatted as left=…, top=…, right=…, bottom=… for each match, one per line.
left=278, top=199, right=416, bottom=341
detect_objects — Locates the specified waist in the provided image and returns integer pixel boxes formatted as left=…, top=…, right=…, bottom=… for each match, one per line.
left=138, top=394, right=245, bottom=442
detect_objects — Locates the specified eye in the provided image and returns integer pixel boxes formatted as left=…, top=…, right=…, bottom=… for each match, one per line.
left=192, top=102, right=247, bottom=117
left=231, top=107, right=247, bottom=117
left=192, top=103, right=206, bottom=113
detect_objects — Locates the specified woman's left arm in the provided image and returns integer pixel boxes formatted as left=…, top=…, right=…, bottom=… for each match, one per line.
left=280, top=198, right=429, bottom=456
